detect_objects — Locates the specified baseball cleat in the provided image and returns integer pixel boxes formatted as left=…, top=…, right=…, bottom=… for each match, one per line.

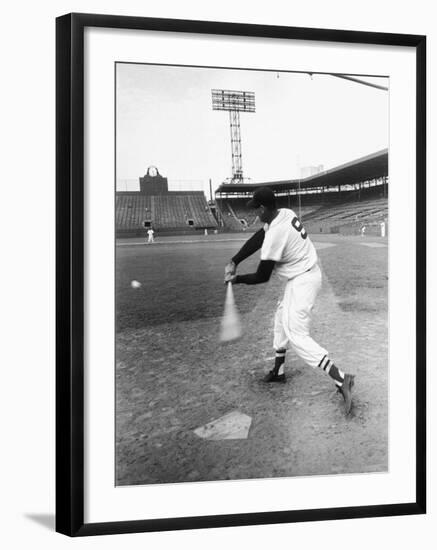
left=338, top=374, right=355, bottom=415
left=263, top=370, right=286, bottom=383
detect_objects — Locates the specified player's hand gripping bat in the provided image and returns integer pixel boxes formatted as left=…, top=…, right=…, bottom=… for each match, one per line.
left=224, top=261, right=236, bottom=281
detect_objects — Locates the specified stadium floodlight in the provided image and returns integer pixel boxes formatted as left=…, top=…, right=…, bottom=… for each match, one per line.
left=212, top=89, right=256, bottom=184
left=211, top=89, right=256, bottom=112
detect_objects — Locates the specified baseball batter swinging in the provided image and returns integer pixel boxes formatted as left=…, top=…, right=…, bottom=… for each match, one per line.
left=224, top=187, right=355, bottom=415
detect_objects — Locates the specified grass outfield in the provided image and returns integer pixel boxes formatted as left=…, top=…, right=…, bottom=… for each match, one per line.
left=115, top=233, right=388, bottom=485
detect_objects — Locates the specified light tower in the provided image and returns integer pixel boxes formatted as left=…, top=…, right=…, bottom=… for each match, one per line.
left=212, top=89, right=255, bottom=183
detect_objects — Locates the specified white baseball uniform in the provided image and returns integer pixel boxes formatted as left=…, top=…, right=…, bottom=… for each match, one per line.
left=260, top=208, right=327, bottom=368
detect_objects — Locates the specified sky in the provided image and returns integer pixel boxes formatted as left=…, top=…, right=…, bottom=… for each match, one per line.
left=116, top=63, right=389, bottom=198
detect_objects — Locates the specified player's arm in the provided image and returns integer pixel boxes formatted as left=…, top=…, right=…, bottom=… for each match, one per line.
left=232, top=228, right=265, bottom=265
left=224, top=228, right=265, bottom=277
left=232, top=259, right=275, bottom=285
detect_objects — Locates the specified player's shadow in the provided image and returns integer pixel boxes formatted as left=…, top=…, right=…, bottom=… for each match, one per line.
left=25, top=513, right=55, bottom=531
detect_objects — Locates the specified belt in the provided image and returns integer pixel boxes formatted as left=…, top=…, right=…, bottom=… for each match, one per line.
left=287, top=262, right=318, bottom=281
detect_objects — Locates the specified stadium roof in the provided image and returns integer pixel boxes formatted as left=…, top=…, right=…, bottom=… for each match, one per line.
left=216, top=149, right=388, bottom=194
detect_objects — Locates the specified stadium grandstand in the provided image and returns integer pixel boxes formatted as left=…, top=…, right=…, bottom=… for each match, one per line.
left=116, top=151, right=388, bottom=238
left=116, top=166, right=218, bottom=237
left=215, top=149, right=388, bottom=236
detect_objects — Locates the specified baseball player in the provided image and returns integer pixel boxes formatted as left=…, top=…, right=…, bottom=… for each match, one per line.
left=146, top=227, right=155, bottom=244
left=224, top=187, right=354, bottom=415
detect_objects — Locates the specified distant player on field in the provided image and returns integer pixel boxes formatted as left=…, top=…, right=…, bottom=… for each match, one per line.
left=146, top=227, right=155, bottom=244
left=224, top=187, right=355, bottom=415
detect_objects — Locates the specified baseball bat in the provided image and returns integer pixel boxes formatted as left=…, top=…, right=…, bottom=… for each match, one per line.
left=219, top=282, right=242, bottom=342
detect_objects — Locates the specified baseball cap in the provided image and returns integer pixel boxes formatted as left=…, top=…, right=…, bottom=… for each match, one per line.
left=247, top=187, right=276, bottom=208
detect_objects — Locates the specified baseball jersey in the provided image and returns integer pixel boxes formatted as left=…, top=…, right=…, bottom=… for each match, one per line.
left=260, top=208, right=317, bottom=280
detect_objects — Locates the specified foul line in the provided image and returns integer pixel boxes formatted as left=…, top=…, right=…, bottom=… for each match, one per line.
left=117, top=238, right=248, bottom=247
left=117, top=239, right=340, bottom=249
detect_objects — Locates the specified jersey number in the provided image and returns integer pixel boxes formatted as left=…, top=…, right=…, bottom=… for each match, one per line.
left=291, top=216, right=308, bottom=240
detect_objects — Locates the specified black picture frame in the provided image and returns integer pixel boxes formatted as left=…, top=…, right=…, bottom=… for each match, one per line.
left=56, top=12, right=426, bottom=537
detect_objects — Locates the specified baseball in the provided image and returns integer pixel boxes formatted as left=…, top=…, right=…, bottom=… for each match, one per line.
left=130, top=280, right=142, bottom=289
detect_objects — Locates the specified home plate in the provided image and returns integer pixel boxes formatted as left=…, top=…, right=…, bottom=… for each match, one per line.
left=194, top=411, right=252, bottom=440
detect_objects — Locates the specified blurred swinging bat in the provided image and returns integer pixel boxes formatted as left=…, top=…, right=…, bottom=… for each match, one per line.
left=220, top=282, right=242, bottom=342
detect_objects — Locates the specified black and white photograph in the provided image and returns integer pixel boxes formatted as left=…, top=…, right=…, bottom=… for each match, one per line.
left=115, top=62, right=389, bottom=486
left=1, top=0, right=432, bottom=546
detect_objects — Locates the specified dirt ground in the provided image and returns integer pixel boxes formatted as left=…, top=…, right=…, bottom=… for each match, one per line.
left=115, top=233, right=388, bottom=485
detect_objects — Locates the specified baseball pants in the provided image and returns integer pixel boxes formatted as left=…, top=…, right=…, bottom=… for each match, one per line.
left=273, top=263, right=327, bottom=368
